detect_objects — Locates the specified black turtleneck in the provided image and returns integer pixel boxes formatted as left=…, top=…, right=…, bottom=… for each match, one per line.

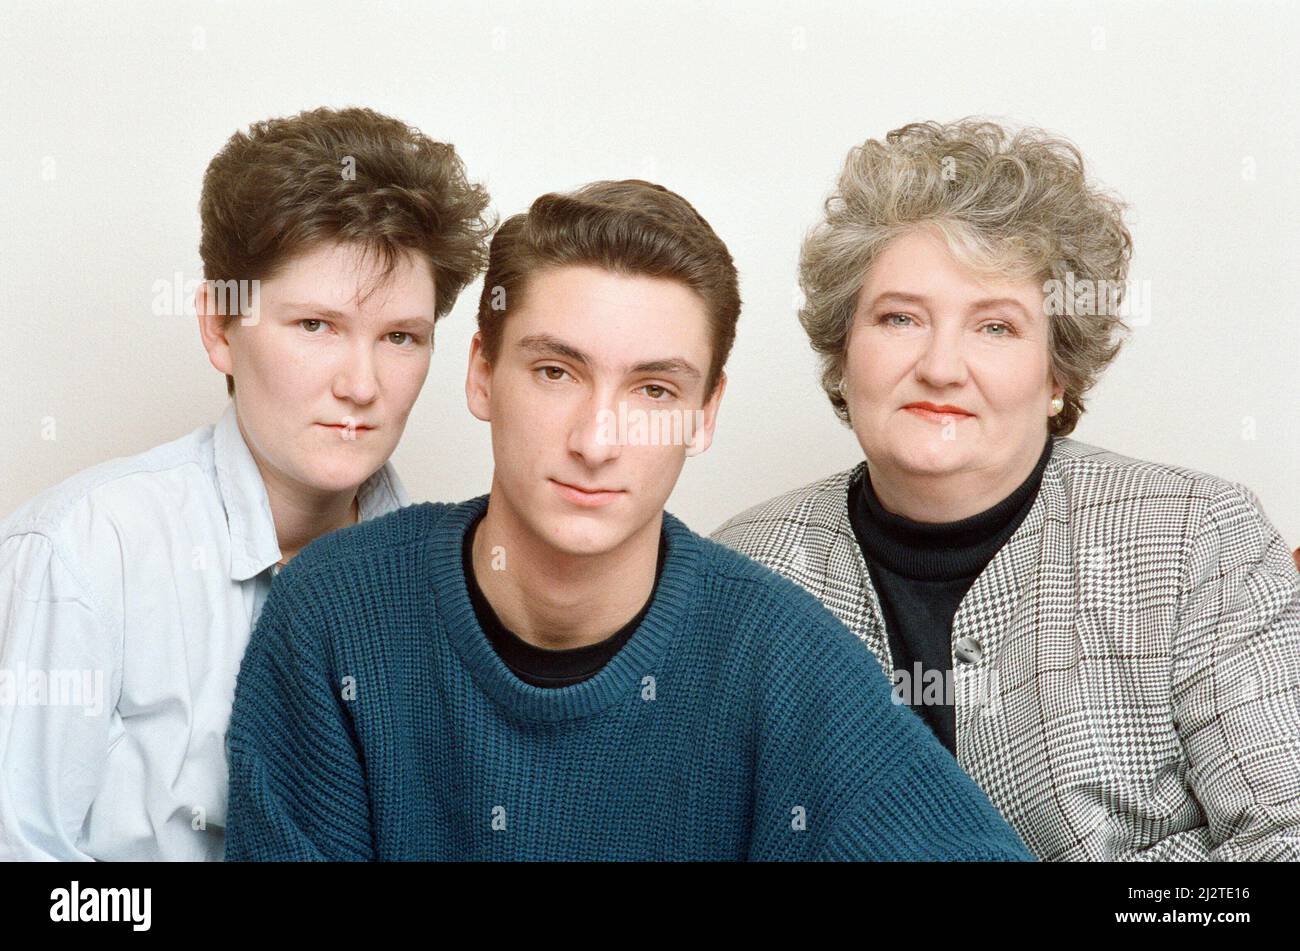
left=461, top=514, right=667, bottom=689
left=846, top=437, right=1054, bottom=754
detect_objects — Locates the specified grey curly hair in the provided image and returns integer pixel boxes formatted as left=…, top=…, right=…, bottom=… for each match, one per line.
left=799, top=119, right=1133, bottom=436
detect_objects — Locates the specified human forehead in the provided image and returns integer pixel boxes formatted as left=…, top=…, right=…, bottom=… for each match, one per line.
left=860, top=230, right=1044, bottom=314
left=262, top=242, right=436, bottom=319
left=506, top=266, right=712, bottom=366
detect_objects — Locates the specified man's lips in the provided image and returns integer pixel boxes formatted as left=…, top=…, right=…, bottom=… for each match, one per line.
left=550, top=479, right=624, bottom=507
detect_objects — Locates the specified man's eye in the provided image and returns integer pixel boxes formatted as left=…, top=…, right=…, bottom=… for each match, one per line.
left=539, top=366, right=568, bottom=382
left=300, top=319, right=325, bottom=333
left=640, top=384, right=673, bottom=400
left=388, top=332, right=413, bottom=346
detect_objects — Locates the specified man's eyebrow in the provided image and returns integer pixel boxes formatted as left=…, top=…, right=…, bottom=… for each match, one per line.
left=630, top=358, right=701, bottom=380
left=517, top=334, right=702, bottom=380
left=516, top=333, right=592, bottom=366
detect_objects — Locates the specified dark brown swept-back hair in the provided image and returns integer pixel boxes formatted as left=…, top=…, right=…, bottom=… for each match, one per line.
left=199, top=106, right=494, bottom=395
left=475, top=180, right=740, bottom=396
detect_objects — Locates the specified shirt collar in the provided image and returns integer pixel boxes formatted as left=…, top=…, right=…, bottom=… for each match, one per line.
left=212, top=403, right=410, bottom=582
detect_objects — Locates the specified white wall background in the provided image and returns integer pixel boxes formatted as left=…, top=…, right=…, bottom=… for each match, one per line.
left=2, top=0, right=1297, bottom=545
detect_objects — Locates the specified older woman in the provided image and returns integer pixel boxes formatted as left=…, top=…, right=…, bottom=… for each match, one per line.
left=713, top=120, right=1300, bottom=861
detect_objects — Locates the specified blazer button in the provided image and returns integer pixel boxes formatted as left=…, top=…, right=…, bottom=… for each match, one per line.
left=954, top=636, right=984, bottom=665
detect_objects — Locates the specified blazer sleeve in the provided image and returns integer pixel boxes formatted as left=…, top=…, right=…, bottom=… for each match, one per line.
left=224, top=577, right=375, bottom=861
left=0, top=531, right=116, bottom=861
left=1172, top=481, right=1300, bottom=861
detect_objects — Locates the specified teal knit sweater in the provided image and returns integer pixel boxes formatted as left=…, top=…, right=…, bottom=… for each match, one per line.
left=225, top=496, right=1031, bottom=861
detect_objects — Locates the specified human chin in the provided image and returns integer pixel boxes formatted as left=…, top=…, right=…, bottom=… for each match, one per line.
left=542, top=475, right=658, bottom=553
left=877, top=418, right=973, bottom=475
left=289, top=438, right=385, bottom=495
left=526, top=502, right=628, bottom=558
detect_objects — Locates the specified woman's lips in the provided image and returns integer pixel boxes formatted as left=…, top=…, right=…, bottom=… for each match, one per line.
left=903, top=405, right=974, bottom=423
left=550, top=479, right=624, bottom=508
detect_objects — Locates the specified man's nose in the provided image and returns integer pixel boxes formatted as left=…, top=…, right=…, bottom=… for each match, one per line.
left=566, top=389, right=623, bottom=466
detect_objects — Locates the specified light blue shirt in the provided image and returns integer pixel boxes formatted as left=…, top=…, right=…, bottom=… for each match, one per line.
left=0, top=404, right=407, bottom=860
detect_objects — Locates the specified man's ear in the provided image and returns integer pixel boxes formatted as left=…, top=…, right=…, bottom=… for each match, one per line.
left=195, top=280, right=235, bottom=378
left=685, top=370, right=727, bottom=458
left=465, top=332, right=493, bottom=423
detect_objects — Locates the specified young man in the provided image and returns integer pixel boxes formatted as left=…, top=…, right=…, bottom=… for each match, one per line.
left=0, top=107, right=492, bottom=860
left=225, top=180, right=1032, bottom=861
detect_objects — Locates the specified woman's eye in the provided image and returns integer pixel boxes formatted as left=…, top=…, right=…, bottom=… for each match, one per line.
left=300, top=318, right=325, bottom=333
left=640, top=384, right=673, bottom=401
left=983, top=322, right=1011, bottom=336
left=539, top=366, right=568, bottom=382
left=881, top=312, right=913, bottom=327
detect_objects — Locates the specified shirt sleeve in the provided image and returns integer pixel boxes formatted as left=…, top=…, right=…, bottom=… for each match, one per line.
left=744, top=585, right=1034, bottom=861
left=224, top=576, right=375, bottom=861
left=1173, top=482, right=1300, bottom=861
left=0, top=531, right=116, bottom=861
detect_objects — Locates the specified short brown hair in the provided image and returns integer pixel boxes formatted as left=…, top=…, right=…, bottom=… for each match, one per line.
left=200, top=106, right=494, bottom=395
left=475, top=180, right=740, bottom=396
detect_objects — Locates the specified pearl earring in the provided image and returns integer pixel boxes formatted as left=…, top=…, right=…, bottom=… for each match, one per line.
left=1050, top=396, right=1065, bottom=416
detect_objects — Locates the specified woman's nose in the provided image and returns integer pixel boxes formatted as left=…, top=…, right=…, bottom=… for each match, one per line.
left=333, top=345, right=380, bottom=406
left=914, top=331, right=969, bottom=387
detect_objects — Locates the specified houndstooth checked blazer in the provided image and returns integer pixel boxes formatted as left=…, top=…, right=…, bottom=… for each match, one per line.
left=712, top=436, right=1300, bottom=861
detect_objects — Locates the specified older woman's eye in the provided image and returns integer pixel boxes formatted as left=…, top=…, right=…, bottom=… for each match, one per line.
left=880, top=312, right=914, bottom=327
left=983, top=322, right=1013, bottom=336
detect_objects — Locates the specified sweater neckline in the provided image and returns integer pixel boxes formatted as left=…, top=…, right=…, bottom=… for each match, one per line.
left=427, top=495, right=699, bottom=722
left=460, top=510, right=668, bottom=688
left=851, top=436, right=1054, bottom=582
